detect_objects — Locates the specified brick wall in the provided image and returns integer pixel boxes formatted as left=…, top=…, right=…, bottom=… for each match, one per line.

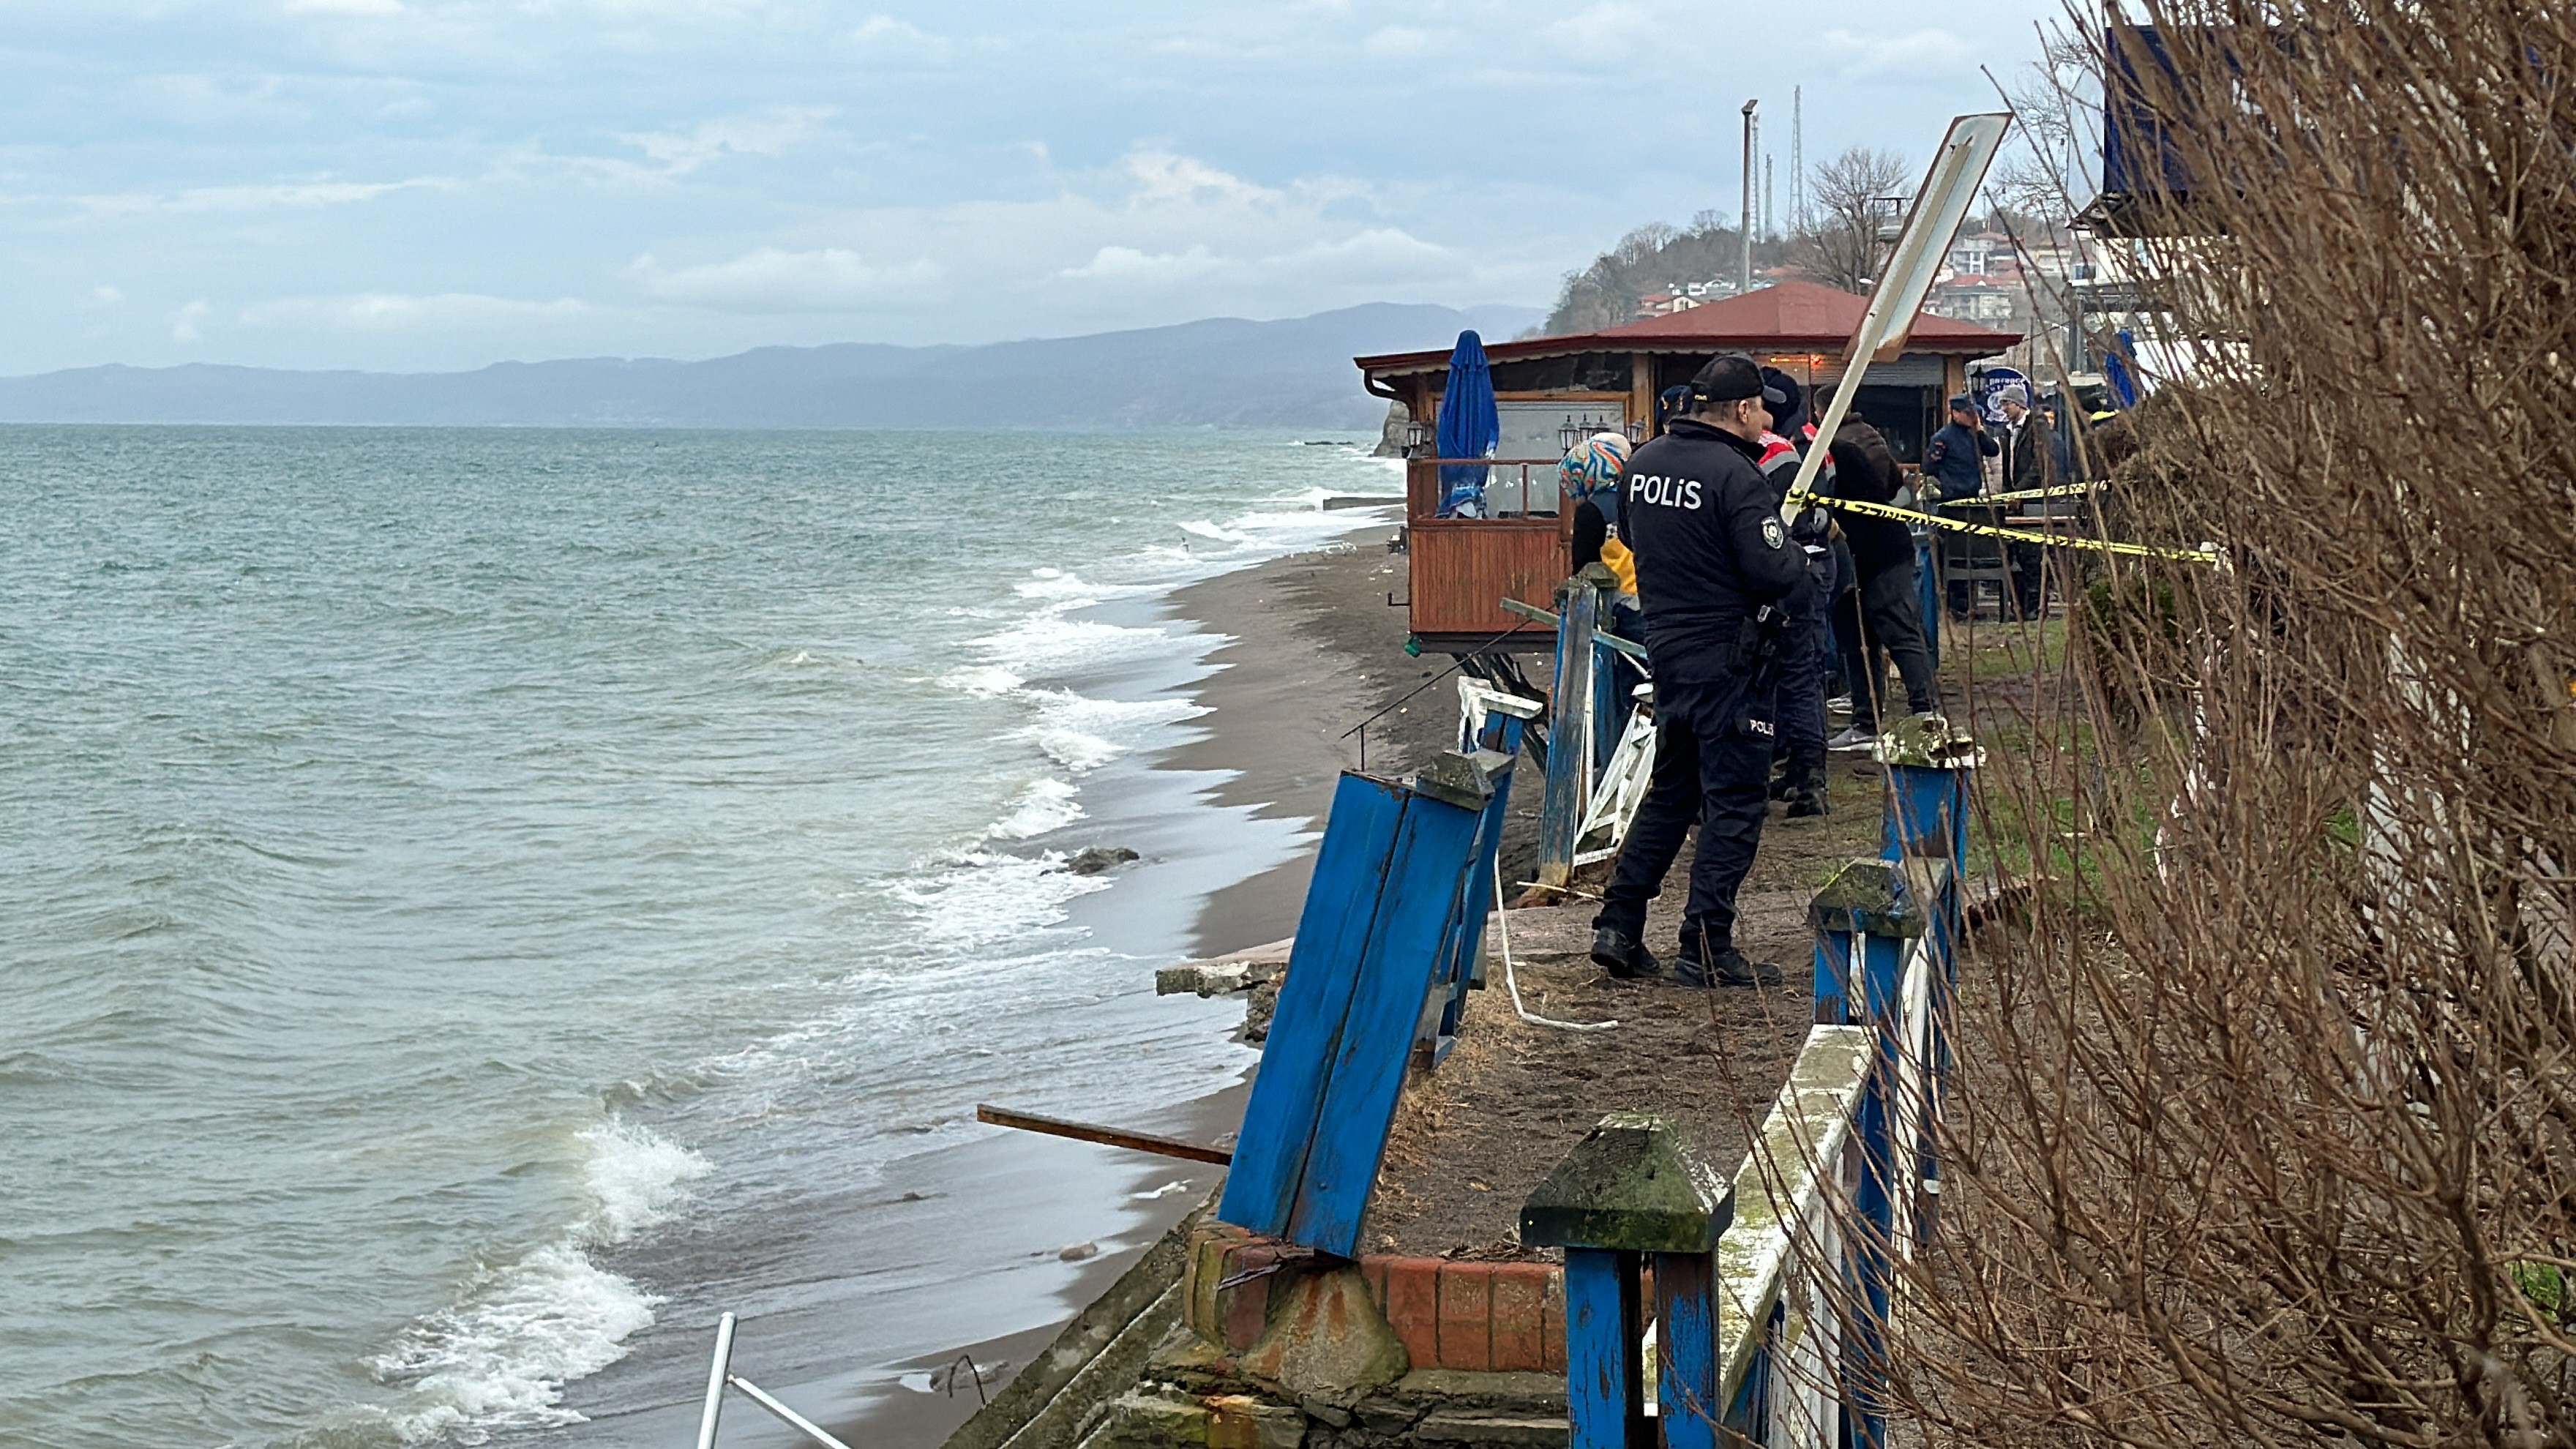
left=1185, top=1221, right=1565, bottom=1375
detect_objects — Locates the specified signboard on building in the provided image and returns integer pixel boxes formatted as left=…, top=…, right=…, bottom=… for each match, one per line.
left=1977, top=366, right=2030, bottom=420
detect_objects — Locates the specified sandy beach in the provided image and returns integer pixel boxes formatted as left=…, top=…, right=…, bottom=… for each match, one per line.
left=793, top=517, right=1451, bottom=1449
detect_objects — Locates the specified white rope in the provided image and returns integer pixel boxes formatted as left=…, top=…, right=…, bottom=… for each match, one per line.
left=1495, top=855, right=1618, bottom=1032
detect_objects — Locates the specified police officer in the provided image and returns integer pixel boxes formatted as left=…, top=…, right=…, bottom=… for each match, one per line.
left=1588, top=354, right=1808, bottom=989
left=1756, top=366, right=1835, bottom=818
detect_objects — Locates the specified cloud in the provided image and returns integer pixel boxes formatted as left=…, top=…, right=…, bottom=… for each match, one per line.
left=626, top=247, right=943, bottom=310
left=1059, top=245, right=1221, bottom=282
left=850, top=15, right=949, bottom=56
left=615, top=108, right=836, bottom=177
left=170, top=300, right=211, bottom=341
left=1819, top=28, right=1977, bottom=80
left=77, top=177, right=450, bottom=217
left=283, top=0, right=404, bottom=14
left=1058, top=228, right=1450, bottom=289
left=1276, top=227, right=1450, bottom=281
left=1541, top=3, right=1662, bottom=53
left=130, top=72, right=305, bottom=127
left=1122, top=149, right=1278, bottom=207
left=1362, top=26, right=1439, bottom=59
left=238, top=293, right=588, bottom=330
left=91, top=285, right=125, bottom=307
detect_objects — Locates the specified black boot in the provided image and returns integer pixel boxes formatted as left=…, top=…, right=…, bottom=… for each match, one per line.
left=1783, top=746, right=1829, bottom=818
left=1589, top=927, right=1663, bottom=981
left=1671, top=939, right=1783, bottom=989
left=1707, top=946, right=1783, bottom=989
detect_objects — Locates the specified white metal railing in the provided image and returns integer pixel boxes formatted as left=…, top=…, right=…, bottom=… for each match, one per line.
left=694, top=1313, right=857, bottom=1449
left=1712, top=917, right=1942, bottom=1446
left=1715, top=1025, right=1868, bottom=1445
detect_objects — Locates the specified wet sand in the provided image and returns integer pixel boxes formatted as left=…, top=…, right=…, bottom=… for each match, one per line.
left=790, top=520, right=1437, bottom=1449
left=1168, top=518, right=1536, bottom=957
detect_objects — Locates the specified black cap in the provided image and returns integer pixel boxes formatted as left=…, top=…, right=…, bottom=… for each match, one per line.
left=1690, top=353, right=1786, bottom=408
left=1759, top=367, right=1805, bottom=429
left=1947, top=393, right=1975, bottom=411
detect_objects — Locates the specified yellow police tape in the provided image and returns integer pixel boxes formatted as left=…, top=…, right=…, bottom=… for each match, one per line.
left=1966, top=481, right=2102, bottom=506
left=1786, top=489, right=2221, bottom=564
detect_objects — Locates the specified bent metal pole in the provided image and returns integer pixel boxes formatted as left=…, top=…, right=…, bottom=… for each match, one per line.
left=694, top=1311, right=738, bottom=1449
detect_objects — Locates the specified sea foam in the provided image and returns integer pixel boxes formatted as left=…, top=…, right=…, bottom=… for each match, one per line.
left=372, top=1122, right=709, bottom=1443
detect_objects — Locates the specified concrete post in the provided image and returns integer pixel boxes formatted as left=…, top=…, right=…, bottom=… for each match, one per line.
left=1521, top=1113, right=1735, bottom=1449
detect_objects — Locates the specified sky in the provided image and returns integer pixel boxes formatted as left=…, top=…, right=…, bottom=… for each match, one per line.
left=0, top=1, right=2071, bottom=375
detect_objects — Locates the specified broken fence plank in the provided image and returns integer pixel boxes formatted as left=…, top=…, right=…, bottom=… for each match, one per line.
left=1218, top=774, right=1409, bottom=1238
left=976, top=1104, right=1234, bottom=1167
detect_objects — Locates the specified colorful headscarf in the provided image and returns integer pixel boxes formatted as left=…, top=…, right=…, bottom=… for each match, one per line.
left=1557, top=432, right=1632, bottom=516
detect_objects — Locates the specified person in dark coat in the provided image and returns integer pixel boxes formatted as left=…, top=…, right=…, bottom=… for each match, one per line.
left=1818, top=386, right=1941, bottom=750
left=1589, top=354, right=1806, bottom=989
left=1926, top=393, right=2002, bottom=618
left=1756, top=366, right=1833, bottom=818
left=1922, top=393, right=1997, bottom=502
left=1997, top=384, right=2053, bottom=616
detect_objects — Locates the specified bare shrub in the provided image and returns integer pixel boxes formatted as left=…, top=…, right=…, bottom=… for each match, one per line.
left=1883, top=6, right=2576, bottom=1446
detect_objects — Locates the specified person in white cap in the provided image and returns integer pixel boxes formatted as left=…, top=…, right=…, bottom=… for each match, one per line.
left=1997, top=384, right=2053, bottom=617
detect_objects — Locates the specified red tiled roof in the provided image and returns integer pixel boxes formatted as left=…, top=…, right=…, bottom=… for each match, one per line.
left=1357, top=279, right=2020, bottom=376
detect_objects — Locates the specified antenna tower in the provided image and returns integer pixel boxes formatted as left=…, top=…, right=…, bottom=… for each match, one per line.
left=1791, top=87, right=1805, bottom=230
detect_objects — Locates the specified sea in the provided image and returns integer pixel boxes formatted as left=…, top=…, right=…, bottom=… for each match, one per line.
left=0, top=426, right=1402, bottom=1448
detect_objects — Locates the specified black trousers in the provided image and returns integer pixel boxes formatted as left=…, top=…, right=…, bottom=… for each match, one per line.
left=1592, top=677, right=1772, bottom=958
left=1836, top=561, right=1939, bottom=732
left=2007, top=541, right=2048, bottom=616
left=1772, top=566, right=1832, bottom=755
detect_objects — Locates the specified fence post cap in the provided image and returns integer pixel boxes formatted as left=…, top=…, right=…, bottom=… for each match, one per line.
left=1411, top=749, right=1511, bottom=812
left=1517, top=1112, right=1734, bottom=1254
left=1810, top=858, right=1928, bottom=937
left=1875, top=711, right=1985, bottom=769
left=1554, top=566, right=1616, bottom=602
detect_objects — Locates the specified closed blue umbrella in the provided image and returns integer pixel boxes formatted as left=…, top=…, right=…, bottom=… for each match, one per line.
left=1435, top=331, right=1499, bottom=518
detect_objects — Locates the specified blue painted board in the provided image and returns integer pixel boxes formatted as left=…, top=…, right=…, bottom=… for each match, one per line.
left=1883, top=762, right=1968, bottom=865
left=1564, top=1249, right=1644, bottom=1449
left=1433, top=790, right=1506, bottom=1043
left=1439, top=719, right=1522, bottom=1034
left=1813, top=927, right=1856, bottom=1027
left=1287, top=787, right=1485, bottom=1255
left=1218, top=774, right=1407, bottom=1237
left=1843, top=927, right=1906, bottom=1449
left=1653, top=1252, right=1719, bottom=1449
left=1591, top=639, right=1622, bottom=779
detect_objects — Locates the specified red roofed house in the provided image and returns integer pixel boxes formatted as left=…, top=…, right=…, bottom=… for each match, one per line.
left=1355, top=280, right=2021, bottom=651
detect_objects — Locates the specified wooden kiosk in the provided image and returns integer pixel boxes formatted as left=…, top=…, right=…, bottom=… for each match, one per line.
left=1355, top=281, right=2019, bottom=655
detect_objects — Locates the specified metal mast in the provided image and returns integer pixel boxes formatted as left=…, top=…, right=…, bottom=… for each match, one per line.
left=1791, top=87, right=1805, bottom=230
left=1740, top=99, right=1758, bottom=291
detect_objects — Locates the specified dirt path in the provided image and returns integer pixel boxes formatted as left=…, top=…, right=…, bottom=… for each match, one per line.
left=1363, top=758, right=1889, bottom=1259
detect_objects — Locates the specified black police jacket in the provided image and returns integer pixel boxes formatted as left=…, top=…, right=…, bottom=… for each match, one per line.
left=1615, top=418, right=1808, bottom=684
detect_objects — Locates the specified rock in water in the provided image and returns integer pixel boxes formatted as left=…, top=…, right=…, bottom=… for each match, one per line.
left=1060, top=846, right=1139, bottom=876
left=1058, top=1241, right=1100, bottom=1262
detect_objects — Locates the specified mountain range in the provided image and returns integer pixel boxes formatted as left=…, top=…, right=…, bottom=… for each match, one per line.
left=0, top=303, right=1540, bottom=431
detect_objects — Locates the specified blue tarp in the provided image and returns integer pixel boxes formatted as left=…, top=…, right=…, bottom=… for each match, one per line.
left=2102, top=329, right=2143, bottom=408
left=1435, top=331, right=1498, bottom=518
